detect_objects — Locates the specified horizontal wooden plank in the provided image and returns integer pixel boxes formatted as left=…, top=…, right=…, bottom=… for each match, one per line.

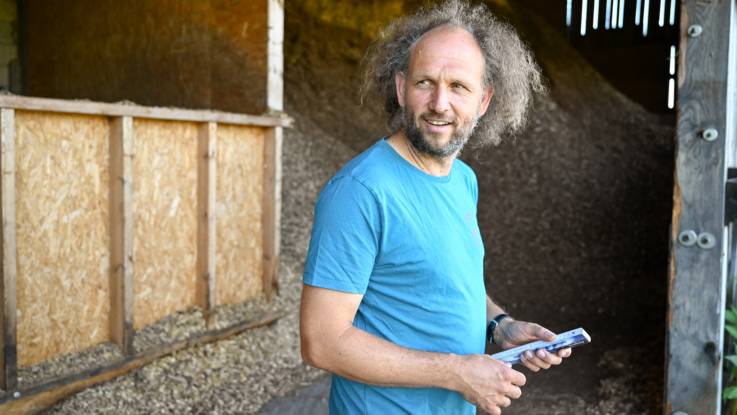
left=0, top=95, right=292, bottom=128
left=0, top=311, right=284, bottom=413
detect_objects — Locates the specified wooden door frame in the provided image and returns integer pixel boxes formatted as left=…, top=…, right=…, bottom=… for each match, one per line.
left=666, top=1, right=736, bottom=414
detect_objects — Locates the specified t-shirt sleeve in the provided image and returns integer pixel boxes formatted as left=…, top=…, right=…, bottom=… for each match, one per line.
left=303, top=175, right=381, bottom=294
left=470, top=171, right=478, bottom=206
left=463, top=164, right=479, bottom=205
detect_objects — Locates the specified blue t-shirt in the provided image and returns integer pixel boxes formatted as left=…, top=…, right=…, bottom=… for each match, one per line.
left=304, top=139, right=486, bottom=415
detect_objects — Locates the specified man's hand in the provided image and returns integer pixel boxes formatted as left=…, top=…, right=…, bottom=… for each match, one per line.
left=452, top=354, right=525, bottom=415
left=495, top=319, right=572, bottom=372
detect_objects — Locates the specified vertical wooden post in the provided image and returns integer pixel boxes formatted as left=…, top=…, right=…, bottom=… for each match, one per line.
left=262, top=128, right=282, bottom=301
left=0, top=108, right=16, bottom=391
left=666, top=1, right=736, bottom=414
left=196, top=122, right=217, bottom=319
left=262, top=0, right=284, bottom=301
left=725, top=0, right=737, bottom=405
left=267, top=0, right=284, bottom=114
left=109, top=116, right=134, bottom=355
left=728, top=0, right=737, bottom=170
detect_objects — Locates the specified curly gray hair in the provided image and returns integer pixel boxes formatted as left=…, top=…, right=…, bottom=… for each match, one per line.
left=361, top=0, right=544, bottom=146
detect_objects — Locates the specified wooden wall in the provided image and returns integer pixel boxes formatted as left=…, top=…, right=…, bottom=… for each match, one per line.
left=216, top=125, right=265, bottom=305
left=0, top=0, right=285, bottom=408
left=0, top=97, right=287, bottom=379
left=132, top=120, right=199, bottom=330
left=15, top=112, right=111, bottom=366
left=21, top=0, right=269, bottom=115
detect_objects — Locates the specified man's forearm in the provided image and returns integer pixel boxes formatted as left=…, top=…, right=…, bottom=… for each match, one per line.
left=300, top=286, right=465, bottom=390
left=486, top=296, right=507, bottom=324
left=304, top=324, right=461, bottom=391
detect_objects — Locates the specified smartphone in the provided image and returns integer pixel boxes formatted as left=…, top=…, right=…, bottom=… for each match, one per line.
left=490, top=328, right=591, bottom=365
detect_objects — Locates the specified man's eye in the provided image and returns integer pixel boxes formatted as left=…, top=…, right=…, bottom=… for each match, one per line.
left=417, top=80, right=430, bottom=86
left=452, top=83, right=468, bottom=91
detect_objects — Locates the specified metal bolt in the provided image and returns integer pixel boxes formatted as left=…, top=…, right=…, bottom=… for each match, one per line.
left=697, top=232, right=716, bottom=249
left=678, top=230, right=697, bottom=246
left=688, top=25, right=703, bottom=37
left=702, top=128, right=719, bottom=142
left=704, top=341, right=720, bottom=365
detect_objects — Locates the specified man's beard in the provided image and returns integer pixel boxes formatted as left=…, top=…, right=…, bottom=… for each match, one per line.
left=401, top=107, right=479, bottom=159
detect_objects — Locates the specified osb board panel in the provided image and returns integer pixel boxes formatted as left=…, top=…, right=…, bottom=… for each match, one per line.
left=24, top=0, right=268, bottom=114
left=15, top=111, right=110, bottom=366
left=132, top=120, right=198, bottom=329
left=216, top=126, right=265, bottom=305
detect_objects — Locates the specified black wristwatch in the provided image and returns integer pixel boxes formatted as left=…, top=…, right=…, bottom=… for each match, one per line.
left=486, top=313, right=510, bottom=345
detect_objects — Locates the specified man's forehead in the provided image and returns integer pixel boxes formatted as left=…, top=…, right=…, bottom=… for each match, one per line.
left=409, top=25, right=485, bottom=76
left=412, top=26, right=483, bottom=60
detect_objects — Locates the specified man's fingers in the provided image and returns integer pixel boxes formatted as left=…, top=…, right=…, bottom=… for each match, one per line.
left=529, top=323, right=556, bottom=341
left=531, top=357, right=551, bottom=370
left=504, top=384, right=522, bottom=399
left=520, top=353, right=540, bottom=372
left=521, top=350, right=551, bottom=370
left=504, top=367, right=526, bottom=386
left=520, top=346, right=570, bottom=372
left=557, top=347, right=572, bottom=358
left=536, top=348, right=562, bottom=365
left=495, top=395, right=512, bottom=408
left=520, top=358, right=540, bottom=372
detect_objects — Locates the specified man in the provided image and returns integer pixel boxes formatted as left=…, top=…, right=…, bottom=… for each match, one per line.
left=300, top=1, right=570, bottom=414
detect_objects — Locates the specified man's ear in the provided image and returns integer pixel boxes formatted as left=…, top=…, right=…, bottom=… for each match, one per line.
left=395, top=72, right=407, bottom=108
left=479, top=84, right=494, bottom=116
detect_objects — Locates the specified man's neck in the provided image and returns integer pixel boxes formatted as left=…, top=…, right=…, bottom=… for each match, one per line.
left=386, top=131, right=457, bottom=177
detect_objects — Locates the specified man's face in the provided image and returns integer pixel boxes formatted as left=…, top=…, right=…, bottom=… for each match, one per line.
left=396, top=26, right=493, bottom=158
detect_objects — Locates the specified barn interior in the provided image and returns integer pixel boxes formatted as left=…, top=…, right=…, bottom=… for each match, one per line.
left=0, top=0, right=678, bottom=413
left=276, top=1, right=676, bottom=412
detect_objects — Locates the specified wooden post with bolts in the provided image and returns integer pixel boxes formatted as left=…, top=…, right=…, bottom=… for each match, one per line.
left=665, top=1, right=737, bottom=414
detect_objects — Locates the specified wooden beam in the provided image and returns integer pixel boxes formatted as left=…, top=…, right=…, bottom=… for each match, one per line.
left=0, top=95, right=292, bottom=128
left=0, top=109, right=16, bottom=392
left=262, top=0, right=285, bottom=301
left=262, top=127, right=282, bottom=301
left=728, top=0, right=737, bottom=170
left=109, top=116, right=134, bottom=356
left=0, top=312, right=283, bottom=414
left=666, top=1, right=736, bottom=414
left=267, top=0, right=284, bottom=113
left=196, top=122, right=217, bottom=320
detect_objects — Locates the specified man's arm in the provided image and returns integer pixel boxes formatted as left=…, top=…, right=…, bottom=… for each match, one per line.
left=486, top=296, right=572, bottom=372
left=301, top=285, right=525, bottom=415
left=486, top=296, right=507, bottom=325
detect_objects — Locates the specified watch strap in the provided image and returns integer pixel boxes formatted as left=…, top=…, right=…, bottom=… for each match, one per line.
left=486, top=313, right=510, bottom=345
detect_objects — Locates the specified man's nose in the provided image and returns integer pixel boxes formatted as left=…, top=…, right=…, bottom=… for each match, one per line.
left=430, top=86, right=450, bottom=113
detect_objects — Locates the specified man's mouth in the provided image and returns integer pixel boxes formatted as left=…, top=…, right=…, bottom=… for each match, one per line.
left=423, top=118, right=452, bottom=127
